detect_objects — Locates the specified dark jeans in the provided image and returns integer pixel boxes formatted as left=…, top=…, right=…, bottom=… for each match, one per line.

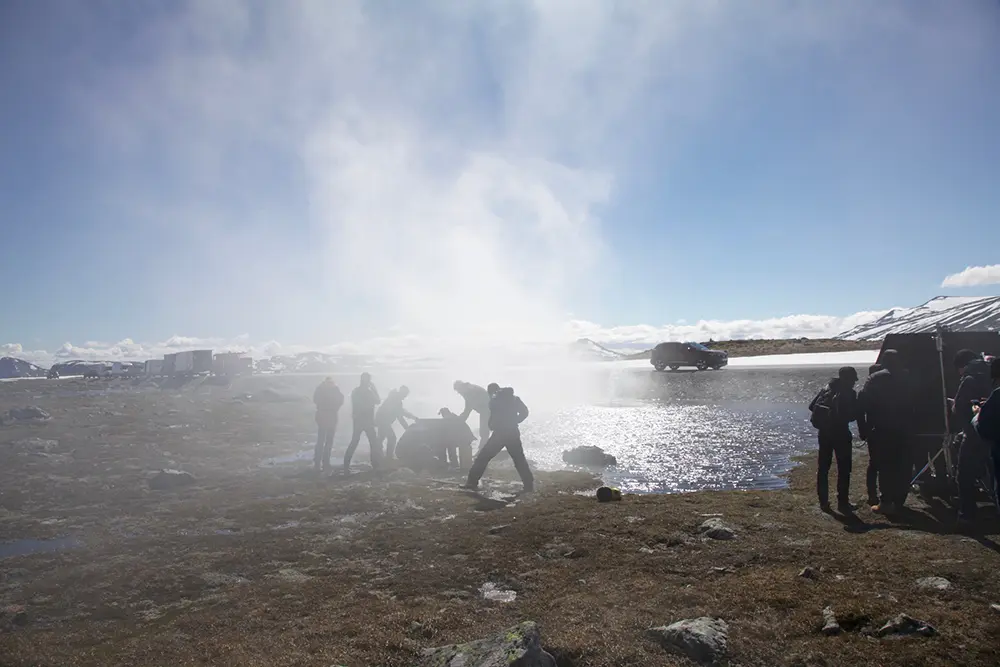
left=866, top=440, right=880, bottom=504
left=344, top=422, right=380, bottom=470
left=817, top=432, right=852, bottom=506
left=992, top=441, right=1000, bottom=512
left=314, top=423, right=337, bottom=470
left=377, top=421, right=397, bottom=460
left=466, top=429, right=534, bottom=491
left=871, top=430, right=909, bottom=507
left=957, top=433, right=988, bottom=519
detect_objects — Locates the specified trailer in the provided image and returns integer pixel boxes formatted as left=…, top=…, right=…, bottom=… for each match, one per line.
left=212, top=352, right=253, bottom=376
left=145, top=360, right=163, bottom=376
left=162, top=353, right=177, bottom=376
left=192, top=350, right=213, bottom=374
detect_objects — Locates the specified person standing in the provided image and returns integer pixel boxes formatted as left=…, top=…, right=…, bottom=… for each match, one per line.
left=454, top=380, right=491, bottom=450
left=857, top=350, right=913, bottom=516
left=972, top=356, right=1000, bottom=511
left=376, top=385, right=418, bottom=461
left=312, top=377, right=344, bottom=473
left=864, top=363, right=883, bottom=506
left=808, top=366, right=859, bottom=513
left=344, top=373, right=381, bottom=472
left=952, top=349, right=993, bottom=522
left=463, top=383, right=534, bottom=492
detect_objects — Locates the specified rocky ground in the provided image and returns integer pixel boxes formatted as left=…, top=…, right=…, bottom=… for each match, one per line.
left=1, top=376, right=999, bottom=666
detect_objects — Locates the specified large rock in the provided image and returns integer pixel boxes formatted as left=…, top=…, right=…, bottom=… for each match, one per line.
left=875, top=614, right=936, bottom=638
left=418, top=621, right=555, bottom=667
left=699, top=518, right=736, bottom=540
left=2, top=406, right=52, bottom=425
left=148, top=469, right=196, bottom=490
left=561, top=445, right=617, bottom=467
left=915, top=576, right=952, bottom=592
left=647, top=617, right=729, bottom=665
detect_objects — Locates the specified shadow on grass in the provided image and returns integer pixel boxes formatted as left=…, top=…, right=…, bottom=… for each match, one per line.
left=834, top=501, right=1000, bottom=555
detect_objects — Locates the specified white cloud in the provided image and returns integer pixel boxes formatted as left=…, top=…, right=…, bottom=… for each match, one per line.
left=5, top=307, right=891, bottom=367
left=941, top=264, right=1000, bottom=288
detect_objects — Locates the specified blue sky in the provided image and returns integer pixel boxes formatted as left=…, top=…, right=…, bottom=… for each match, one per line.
left=2, top=0, right=1000, bottom=362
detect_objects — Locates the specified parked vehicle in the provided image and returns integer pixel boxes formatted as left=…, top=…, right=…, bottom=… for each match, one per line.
left=650, top=341, right=728, bottom=372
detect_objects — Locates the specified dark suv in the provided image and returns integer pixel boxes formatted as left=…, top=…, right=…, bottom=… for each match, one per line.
left=651, top=341, right=728, bottom=371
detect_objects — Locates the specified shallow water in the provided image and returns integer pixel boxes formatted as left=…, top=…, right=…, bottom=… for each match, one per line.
left=0, top=536, right=82, bottom=559
left=255, top=364, right=856, bottom=494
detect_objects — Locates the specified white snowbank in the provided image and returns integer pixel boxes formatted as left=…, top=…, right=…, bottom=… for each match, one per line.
left=727, top=349, right=879, bottom=368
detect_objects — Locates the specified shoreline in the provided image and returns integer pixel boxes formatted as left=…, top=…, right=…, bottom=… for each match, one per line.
left=1, top=376, right=998, bottom=666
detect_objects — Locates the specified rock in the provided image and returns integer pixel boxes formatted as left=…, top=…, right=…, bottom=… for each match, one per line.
left=561, top=445, right=617, bottom=467
left=148, top=469, right=196, bottom=490
left=647, top=617, right=729, bottom=665
left=915, top=576, right=952, bottom=592
left=875, top=614, right=936, bottom=638
left=478, top=582, right=517, bottom=603
left=799, top=567, right=819, bottom=580
left=3, top=406, right=51, bottom=423
left=991, top=603, right=1000, bottom=614
left=12, top=438, right=59, bottom=452
left=488, top=524, right=512, bottom=535
left=699, top=518, right=736, bottom=541
left=821, top=607, right=841, bottom=636
left=418, top=621, right=556, bottom=667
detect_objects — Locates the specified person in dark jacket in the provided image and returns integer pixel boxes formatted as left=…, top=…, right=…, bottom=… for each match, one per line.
left=952, top=350, right=993, bottom=521
left=376, top=386, right=418, bottom=461
left=809, top=366, right=859, bottom=513
left=454, top=380, right=491, bottom=450
left=864, top=363, right=884, bottom=506
left=857, top=350, right=913, bottom=515
left=972, top=356, right=1000, bottom=510
left=439, top=407, right=476, bottom=469
left=463, top=383, right=534, bottom=492
left=313, top=377, right=344, bottom=472
left=344, top=373, right=382, bottom=472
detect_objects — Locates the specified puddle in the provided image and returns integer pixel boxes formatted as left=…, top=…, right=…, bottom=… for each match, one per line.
left=479, top=582, right=517, bottom=603
left=0, top=536, right=82, bottom=559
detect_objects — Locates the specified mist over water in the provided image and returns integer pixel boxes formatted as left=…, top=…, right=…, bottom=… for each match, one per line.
left=250, top=363, right=848, bottom=493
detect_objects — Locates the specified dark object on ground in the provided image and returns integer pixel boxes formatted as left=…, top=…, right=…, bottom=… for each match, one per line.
left=596, top=486, right=622, bottom=502
left=875, top=614, right=936, bottom=638
left=647, top=617, right=729, bottom=665
left=562, top=445, right=617, bottom=467
left=396, top=418, right=473, bottom=472
left=2, top=406, right=52, bottom=424
left=418, top=621, right=555, bottom=667
left=651, top=341, right=728, bottom=372
left=148, top=469, right=196, bottom=491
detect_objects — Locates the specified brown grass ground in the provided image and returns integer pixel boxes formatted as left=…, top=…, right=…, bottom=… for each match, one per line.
left=1, top=378, right=999, bottom=666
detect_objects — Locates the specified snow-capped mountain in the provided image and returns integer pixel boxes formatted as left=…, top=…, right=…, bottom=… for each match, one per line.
left=837, top=296, right=1000, bottom=341
left=0, top=357, right=47, bottom=379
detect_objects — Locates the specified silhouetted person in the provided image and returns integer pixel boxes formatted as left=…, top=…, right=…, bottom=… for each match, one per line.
left=809, top=366, right=859, bottom=513
left=464, top=383, right=534, bottom=492
left=376, top=385, right=417, bottom=461
left=313, top=377, right=344, bottom=472
left=972, top=356, right=1000, bottom=510
left=951, top=349, right=992, bottom=522
left=439, top=407, right=476, bottom=469
left=454, top=380, right=491, bottom=450
left=864, top=363, right=884, bottom=505
left=858, top=350, right=913, bottom=515
left=344, top=373, right=381, bottom=472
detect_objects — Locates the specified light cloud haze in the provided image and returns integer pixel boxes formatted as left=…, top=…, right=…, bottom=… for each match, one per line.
left=941, top=265, right=1000, bottom=288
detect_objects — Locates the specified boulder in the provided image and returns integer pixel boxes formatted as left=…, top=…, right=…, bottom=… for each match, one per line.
left=799, top=567, right=819, bottom=580
left=418, top=621, right=555, bottom=667
left=647, top=617, right=729, bottom=665
left=875, top=614, right=936, bottom=638
left=148, top=469, right=196, bottom=491
left=3, top=406, right=51, bottom=424
left=699, top=518, right=736, bottom=540
left=821, top=607, right=841, bottom=636
left=562, top=445, right=617, bottom=467
left=915, top=576, right=952, bottom=592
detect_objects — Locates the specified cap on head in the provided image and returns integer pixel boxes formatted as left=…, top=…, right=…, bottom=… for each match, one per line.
left=399, top=385, right=409, bottom=397
left=880, top=349, right=900, bottom=371
left=360, top=372, right=371, bottom=383
left=953, top=349, right=978, bottom=370
left=838, top=366, right=858, bottom=382
left=453, top=380, right=463, bottom=391
left=439, top=407, right=452, bottom=417
left=487, top=382, right=500, bottom=395
left=868, top=364, right=883, bottom=375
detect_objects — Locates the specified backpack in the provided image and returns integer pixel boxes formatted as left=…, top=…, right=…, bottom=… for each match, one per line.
left=809, top=387, right=838, bottom=430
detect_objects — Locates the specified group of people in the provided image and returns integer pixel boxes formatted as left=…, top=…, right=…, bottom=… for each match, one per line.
left=810, top=349, right=1000, bottom=521
left=311, top=375, right=535, bottom=492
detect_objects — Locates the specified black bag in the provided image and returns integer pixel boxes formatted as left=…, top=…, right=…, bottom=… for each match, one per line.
left=809, top=387, right=838, bottom=430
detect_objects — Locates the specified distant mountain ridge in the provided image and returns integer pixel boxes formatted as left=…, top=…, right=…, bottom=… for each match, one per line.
left=836, top=295, right=1000, bottom=341
left=0, top=357, right=46, bottom=379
